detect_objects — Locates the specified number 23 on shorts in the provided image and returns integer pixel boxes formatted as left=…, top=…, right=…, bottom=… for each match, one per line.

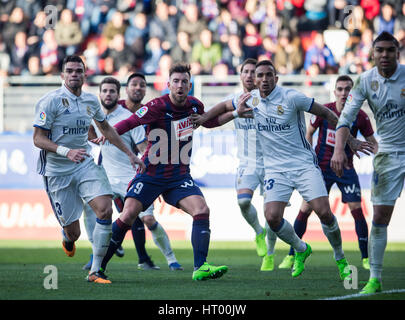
left=264, top=179, right=275, bottom=190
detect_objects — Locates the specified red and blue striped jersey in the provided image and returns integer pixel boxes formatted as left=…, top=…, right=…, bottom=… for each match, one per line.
left=311, top=102, right=374, bottom=170
left=114, top=94, right=218, bottom=180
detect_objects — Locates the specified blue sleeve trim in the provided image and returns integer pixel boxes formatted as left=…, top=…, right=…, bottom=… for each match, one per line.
left=136, top=138, right=147, bottom=145
left=231, top=99, right=236, bottom=110
left=307, top=98, right=315, bottom=112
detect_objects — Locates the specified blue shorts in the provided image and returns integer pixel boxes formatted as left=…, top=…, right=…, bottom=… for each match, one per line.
left=126, top=173, right=204, bottom=211
left=322, top=166, right=361, bottom=203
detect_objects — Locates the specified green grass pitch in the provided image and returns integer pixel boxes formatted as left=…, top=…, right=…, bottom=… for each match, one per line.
left=0, top=240, right=404, bottom=301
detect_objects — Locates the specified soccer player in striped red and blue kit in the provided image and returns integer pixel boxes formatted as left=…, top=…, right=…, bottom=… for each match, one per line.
left=99, top=63, right=232, bottom=281
left=279, top=75, right=378, bottom=270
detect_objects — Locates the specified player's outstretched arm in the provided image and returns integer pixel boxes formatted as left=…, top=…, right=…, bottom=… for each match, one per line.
left=33, top=126, right=89, bottom=163
left=191, top=100, right=232, bottom=127
left=95, top=119, right=145, bottom=172
left=309, top=101, right=339, bottom=128
left=309, top=101, right=374, bottom=157
left=331, top=126, right=350, bottom=177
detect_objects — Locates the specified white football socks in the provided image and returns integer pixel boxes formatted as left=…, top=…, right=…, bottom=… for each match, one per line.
left=265, top=221, right=277, bottom=255
left=238, top=197, right=263, bottom=235
left=90, top=220, right=112, bottom=274
left=82, top=202, right=96, bottom=244
left=321, top=216, right=345, bottom=261
left=274, top=219, right=306, bottom=253
left=150, top=222, right=177, bottom=265
left=369, top=223, right=387, bottom=281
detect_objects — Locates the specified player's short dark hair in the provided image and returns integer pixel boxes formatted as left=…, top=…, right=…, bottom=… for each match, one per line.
left=240, top=58, right=257, bottom=73
left=99, top=76, right=121, bottom=93
left=127, top=72, right=146, bottom=86
left=373, top=31, right=399, bottom=48
left=255, top=59, right=277, bottom=74
left=62, top=55, right=85, bottom=71
left=169, top=62, right=191, bottom=78
left=335, top=75, right=353, bottom=86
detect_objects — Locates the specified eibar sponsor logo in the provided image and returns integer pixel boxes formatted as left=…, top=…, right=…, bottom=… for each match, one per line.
left=326, top=129, right=336, bottom=147
left=173, top=116, right=193, bottom=140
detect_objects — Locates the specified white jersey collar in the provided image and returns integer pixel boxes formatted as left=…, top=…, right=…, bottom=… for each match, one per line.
left=62, top=83, right=81, bottom=100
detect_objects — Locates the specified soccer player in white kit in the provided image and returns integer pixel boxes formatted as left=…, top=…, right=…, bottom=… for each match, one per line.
left=32, top=55, right=144, bottom=284
left=237, top=60, right=373, bottom=280
left=84, top=76, right=182, bottom=270
left=191, top=58, right=277, bottom=271
left=331, top=32, right=405, bottom=294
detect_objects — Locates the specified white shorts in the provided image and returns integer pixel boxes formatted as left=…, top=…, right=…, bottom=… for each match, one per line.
left=44, top=161, right=113, bottom=227
left=263, top=166, right=328, bottom=204
left=109, top=177, right=154, bottom=218
left=235, top=166, right=265, bottom=195
left=371, top=152, right=405, bottom=206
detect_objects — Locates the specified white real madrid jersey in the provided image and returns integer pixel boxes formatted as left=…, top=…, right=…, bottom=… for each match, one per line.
left=247, top=86, right=317, bottom=172
left=33, top=85, right=106, bottom=176
left=226, top=91, right=264, bottom=169
left=93, top=105, right=146, bottom=180
left=337, top=64, right=405, bottom=153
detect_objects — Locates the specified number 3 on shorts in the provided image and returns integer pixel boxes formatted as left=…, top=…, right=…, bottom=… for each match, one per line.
left=264, top=179, right=275, bottom=191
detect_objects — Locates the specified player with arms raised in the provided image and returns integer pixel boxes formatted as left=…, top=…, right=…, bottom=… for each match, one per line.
left=237, top=60, right=374, bottom=280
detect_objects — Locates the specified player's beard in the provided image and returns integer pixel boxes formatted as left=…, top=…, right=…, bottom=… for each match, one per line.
left=65, top=78, right=83, bottom=93
left=171, top=93, right=187, bottom=106
left=128, top=94, right=143, bottom=105
left=101, top=97, right=118, bottom=110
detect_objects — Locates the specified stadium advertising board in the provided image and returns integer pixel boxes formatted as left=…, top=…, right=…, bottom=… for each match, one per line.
left=0, top=132, right=404, bottom=241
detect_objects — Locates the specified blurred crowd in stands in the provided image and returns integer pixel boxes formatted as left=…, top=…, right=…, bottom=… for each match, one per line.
left=0, top=0, right=404, bottom=81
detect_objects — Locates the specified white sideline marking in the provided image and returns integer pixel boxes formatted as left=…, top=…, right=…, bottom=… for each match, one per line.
left=320, top=289, right=405, bottom=300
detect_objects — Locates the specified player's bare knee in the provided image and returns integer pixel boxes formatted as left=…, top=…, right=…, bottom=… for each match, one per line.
left=315, top=208, right=333, bottom=224
left=142, top=215, right=156, bottom=228
left=193, top=204, right=210, bottom=217
left=96, top=206, right=113, bottom=221
left=264, top=211, right=281, bottom=231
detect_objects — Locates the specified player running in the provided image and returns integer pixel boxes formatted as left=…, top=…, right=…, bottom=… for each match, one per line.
left=191, top=58, right=278, bottom=271
left=331, top=32, right=405, bottom=294
left=32, top=55, right=144, bottom=284
left=95, top=63, right=236, bottom=282
left=279, top=75, right=378, bottom=270
left=237, top=60, right=374, bottom=280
